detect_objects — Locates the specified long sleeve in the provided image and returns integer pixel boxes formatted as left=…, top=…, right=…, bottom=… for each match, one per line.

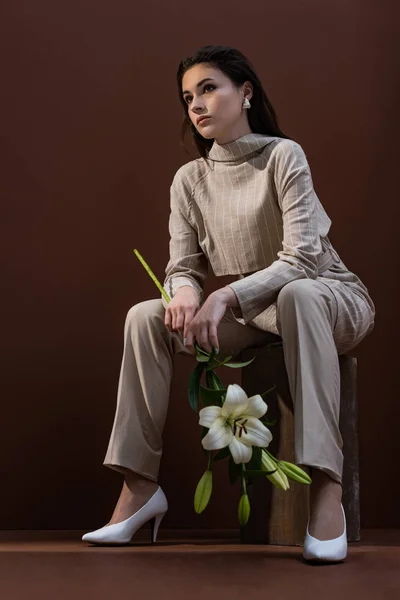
left=228, top=140, right=322, bottom=324
left=162, top=169, right=208, bottom=307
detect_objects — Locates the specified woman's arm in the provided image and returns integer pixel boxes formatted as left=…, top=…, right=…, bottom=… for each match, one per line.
left=163, top=171, right=208, bottom=307
left=226, top=140, right=321, bottom=323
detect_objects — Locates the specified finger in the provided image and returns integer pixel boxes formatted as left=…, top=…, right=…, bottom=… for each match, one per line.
left=171, top=308, right=180, bottom=332
left=208, top=324, right=220, bottom=354
left=175, top=308, right=185, bottom=335
left=183, top=307, right=196, bottom=338
left=184, top=328, right=195, bottom=353
left=164, top=307, right=172, bottom=332
left=198, top=325, right=212, bottom=354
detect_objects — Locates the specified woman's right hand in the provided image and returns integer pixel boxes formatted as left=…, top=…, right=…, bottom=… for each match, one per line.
left=164, top=286, right=200, bottom=343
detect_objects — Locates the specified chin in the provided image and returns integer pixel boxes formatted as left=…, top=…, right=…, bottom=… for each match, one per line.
left=199, top=131, right=215, bottom=140
left=197, top=125, right=219, bottom=140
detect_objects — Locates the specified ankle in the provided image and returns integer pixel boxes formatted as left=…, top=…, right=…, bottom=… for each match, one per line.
left=310, top=469, right=342, bottom=503
left=121, top=470, right=158, bottom=492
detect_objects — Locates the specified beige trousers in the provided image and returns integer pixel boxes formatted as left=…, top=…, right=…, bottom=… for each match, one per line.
left=104, top=279, right=370, bottom=485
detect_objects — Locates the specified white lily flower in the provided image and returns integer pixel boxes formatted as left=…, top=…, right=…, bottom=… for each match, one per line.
left=199, top=383, right=273, bottom=464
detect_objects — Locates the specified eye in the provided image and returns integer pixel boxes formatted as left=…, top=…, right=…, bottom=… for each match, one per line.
left=203, top=84, right=215, bottom=93
left=183, top=84, right=216, bottom=105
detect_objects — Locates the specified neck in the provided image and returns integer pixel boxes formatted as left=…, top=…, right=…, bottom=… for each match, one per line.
left=214, top=120, right=252, bottom=145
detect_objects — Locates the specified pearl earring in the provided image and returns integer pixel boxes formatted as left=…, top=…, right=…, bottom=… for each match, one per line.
left=243, top=98, right=251, bottom=109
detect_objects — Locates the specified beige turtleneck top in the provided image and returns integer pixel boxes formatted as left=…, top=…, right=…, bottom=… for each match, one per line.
left=162, top=133, right=366, bottom=334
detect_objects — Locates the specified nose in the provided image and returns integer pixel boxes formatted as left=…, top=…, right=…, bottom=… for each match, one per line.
left=190, top=96, right=205, bottom=114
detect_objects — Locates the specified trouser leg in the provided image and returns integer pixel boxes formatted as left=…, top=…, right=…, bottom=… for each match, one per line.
left=103, top=299, right=182, bottom=481
left=104, top=299, right=277, bottom=482
left=276, top=280, right=342, bottom=483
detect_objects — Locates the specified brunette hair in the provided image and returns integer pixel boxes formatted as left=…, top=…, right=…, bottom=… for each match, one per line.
left=176, top=45, right=290, bottom=158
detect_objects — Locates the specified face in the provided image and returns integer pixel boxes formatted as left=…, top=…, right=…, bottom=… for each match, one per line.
left=181, top=63, right=253, bottom=144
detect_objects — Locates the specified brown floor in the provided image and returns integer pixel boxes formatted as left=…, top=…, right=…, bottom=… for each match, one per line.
left=0, top=529, right=399, bottom=600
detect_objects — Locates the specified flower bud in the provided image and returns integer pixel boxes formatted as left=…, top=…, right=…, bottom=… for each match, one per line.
left=238, top=494, right=251, bottom=526
left=194, top=470, right=213, bottom=514
left=261, top=450, right=290, bottom=491
left=269, top=467, right=290, bottom=491
left=277, top=460, right=312, bottom=484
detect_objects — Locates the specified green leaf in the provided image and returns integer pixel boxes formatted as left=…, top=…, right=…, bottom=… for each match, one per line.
left=212, top=446, right=231, bottom=461
left=260, top=419, right=278, bottom=427
left=260, top=386, right=276, bottom=399
left=199, top=385, right=225, bottom=407
left=205, top=355, right=233, bottom=370
left=223, top=357, right=255, bottom=368
left=196, top=353, right=210, bottom=363
left=188, top=363, right=205, bottom=412
left=205, top=359, right=221, bottom=371
left=206, top=370, right=225, bottom=391
left=195, top=344, right=217, bottom=362
left=200, top=347, right=220, bottom=369
left=217, top=355, right=233, bottom=365
left=195, top=343, right=209, bottom=357
left=205, top=370, right=214, bottom=390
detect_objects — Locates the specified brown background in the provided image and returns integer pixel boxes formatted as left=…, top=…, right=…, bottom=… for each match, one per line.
left=0, top=1, right=398, bottom=531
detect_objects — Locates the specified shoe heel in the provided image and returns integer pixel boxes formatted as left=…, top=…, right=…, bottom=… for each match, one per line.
left=150, top=512, right=166, bottom=543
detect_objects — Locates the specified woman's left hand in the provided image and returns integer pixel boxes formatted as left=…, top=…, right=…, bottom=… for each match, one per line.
left=184, top=287, right=239, bottom=354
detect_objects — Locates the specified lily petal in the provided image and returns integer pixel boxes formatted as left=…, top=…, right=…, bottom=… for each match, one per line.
left=235, top=417, right=273, bottom=448
left=229, top=435, right=253, bottom=464
left=245, top=394, right=268, bottom=418
left=201, top=417, right=233, bottom=451
left=199, top=406, right=222, bottom=428
left=221, top=384, right=249, bottom=419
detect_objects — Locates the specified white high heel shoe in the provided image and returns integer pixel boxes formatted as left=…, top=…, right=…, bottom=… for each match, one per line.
left=82, top=486, right=168, bottom=545
left=302, top=503, right=347, bottom=562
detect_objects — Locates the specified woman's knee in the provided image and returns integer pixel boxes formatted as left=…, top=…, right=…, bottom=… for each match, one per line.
left=276, top=280, right=327, bottom=333
left=277, top=279, right=322, bottom=311
left=125, top=299, right=165, bottom=331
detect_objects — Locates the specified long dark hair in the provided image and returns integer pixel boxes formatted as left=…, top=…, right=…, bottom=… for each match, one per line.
left=176, top=45, right=290, bottom=158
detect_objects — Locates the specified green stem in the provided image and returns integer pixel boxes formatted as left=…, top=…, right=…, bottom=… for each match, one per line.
left=133, top=249, right=171, bottom=304
left=134, top=251, right=221, bottom=363
left=241, top=464, right=247, bottom=495
left=207, top=451, right=213, bottom=470
left=264, top=448, right=279, bottom=463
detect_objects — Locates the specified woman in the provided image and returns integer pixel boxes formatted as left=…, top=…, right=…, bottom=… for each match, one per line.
left=82, top=46, right=375, bottom=562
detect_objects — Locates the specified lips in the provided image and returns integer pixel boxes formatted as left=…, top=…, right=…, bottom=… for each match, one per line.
left=197, top=116, right=211, bottom=125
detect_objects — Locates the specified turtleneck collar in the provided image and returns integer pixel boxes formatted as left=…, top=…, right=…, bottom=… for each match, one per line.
left=207, top=133, right=277, bottom=162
